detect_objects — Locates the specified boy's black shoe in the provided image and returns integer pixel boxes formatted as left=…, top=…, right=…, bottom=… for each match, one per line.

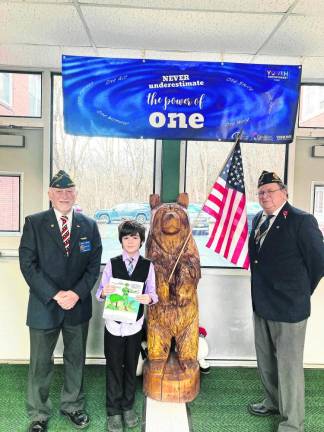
left=107, top=414, right=123, bottom=432
left=123, top=409, right=138, bottom=428
left=60, top=410, right=90, bottom=429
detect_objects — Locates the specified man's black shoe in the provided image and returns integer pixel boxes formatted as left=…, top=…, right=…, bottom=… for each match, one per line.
left=248, top=402, right=279, bottom=417
left=60, top=410, right=90, bottom=429
left=27, top=420, right=48, bottom=432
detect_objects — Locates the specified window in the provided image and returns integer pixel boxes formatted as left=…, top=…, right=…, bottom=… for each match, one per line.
left=0, top=173, right=21, bottom=233
left=299, top=84, right=324, bottom=128
left=0, top=73, right=12, bottom=107
left=185, top=141, right=287, bottom=267
left=0, top=71, right=41, bottom=117
left=52, top=74, right=155, bottom=263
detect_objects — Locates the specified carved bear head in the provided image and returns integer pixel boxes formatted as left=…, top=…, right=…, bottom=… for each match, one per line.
left=147, top=193, right=191, bottom=254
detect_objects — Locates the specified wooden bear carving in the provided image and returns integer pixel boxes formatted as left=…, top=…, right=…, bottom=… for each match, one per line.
left=145, top=193, right=201, bottom=371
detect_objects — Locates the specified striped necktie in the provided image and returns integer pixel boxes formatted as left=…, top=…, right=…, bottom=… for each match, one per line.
left=126, top=257, right=134, bottom=276
left=60, top=215, right=70, bottom=255
left=255, top=215, right=274, bottom=250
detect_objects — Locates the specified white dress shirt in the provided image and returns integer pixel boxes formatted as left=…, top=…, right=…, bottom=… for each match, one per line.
left=53, top=208, right=73, bottom=232
left=255, top=201, right=286, bottom=247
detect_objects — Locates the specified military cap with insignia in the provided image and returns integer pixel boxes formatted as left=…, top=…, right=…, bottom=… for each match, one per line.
left=49, top=170, right=75, bottom=188
left=258, top=170, right=285, bottom=188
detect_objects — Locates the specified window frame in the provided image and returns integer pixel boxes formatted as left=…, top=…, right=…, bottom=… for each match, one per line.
left=298, top=83, right=324, bottom=129
left=311, top=181, right=324, bottom=214
left=0, top=70, right=42, bottom=119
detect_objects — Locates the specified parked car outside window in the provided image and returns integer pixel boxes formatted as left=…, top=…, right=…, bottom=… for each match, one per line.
left=94, top=203, right=151, bottom=224
left=187, top=203, right=209, bottom=236
left=188, top=201, right=261, bottom=235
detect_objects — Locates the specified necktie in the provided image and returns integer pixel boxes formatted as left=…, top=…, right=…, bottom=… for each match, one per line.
left=255, top=215, right=274, bottom=250
left=60, top=215, right=70, bottom=255
left=126, top=257, right=134, bottom=276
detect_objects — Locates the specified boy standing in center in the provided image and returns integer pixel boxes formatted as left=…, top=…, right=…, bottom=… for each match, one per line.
left=96, top=220, right=158, bottom=432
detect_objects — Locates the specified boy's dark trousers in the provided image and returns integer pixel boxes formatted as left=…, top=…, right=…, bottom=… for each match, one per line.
left=104, top=326, right=142, bottom=416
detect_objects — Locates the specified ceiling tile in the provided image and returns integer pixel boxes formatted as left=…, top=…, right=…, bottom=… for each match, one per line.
left=82, top=6, right=281, bottom=53
left=261, top=15, right=324, bottom=57
left=301, top=57, right=324, bottom=82
left=0, top=3, right=90, bottom=46
left=292, top=0, right=324, bottom=15
left=144, top=50, right=222, bottom=62
left=79, top=0, right=295, bottom=13
left=253, top=54, right=301, bottom=65
left=0, top=44, right=61, bottom=69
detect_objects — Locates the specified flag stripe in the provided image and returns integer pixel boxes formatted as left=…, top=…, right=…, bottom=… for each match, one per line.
left=206, top=186, right=229, bottom=251
left=216, top=189, right=235, bottom=254
left=223, top=193, right=245, bottom=259
left=226, top=195, right=247, bottom=260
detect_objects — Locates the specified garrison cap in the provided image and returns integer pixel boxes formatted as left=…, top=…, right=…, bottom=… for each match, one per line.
left=258, top=171, right=284, bottom=188
left=49, top=170, right=75, bottom=188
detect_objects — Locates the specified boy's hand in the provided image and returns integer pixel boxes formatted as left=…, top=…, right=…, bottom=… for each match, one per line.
left=101, top=283, right=115, bottom=298
left=136, top=294, right=151, bottom=305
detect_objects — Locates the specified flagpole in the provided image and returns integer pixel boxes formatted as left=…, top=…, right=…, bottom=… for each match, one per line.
left=167, top=130, right=243, bottom=283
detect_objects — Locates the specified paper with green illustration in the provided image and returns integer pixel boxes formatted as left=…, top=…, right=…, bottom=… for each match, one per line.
left=102, top=277, right=144, bottom=323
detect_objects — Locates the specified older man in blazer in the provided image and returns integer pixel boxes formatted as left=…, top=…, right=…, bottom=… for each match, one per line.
left=248, top=171, right=324, bottom=432
left=19, top=170, right=102, bottom=432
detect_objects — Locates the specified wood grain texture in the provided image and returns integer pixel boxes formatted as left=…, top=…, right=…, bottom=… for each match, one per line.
left=144, top=193, right=201, bottom=402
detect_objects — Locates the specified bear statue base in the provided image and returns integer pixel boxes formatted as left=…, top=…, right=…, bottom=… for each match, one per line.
left=143, top=352, right=200, bottom=403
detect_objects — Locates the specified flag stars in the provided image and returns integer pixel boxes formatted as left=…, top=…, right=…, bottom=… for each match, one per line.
left=220, top=143, right=246, bottom=193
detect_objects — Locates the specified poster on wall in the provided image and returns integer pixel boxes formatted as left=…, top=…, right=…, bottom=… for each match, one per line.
left=62, top=55, right=301, bottom=143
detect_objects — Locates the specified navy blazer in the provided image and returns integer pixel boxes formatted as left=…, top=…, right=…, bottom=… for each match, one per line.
left=19, top=208, right=102, bottom=329
left=249, top=202, right=324, bottom=323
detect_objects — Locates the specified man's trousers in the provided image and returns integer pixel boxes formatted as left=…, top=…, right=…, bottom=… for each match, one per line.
left=254, top=313, right=307, bottom=432
left=27, top=321, right=89, bottom=421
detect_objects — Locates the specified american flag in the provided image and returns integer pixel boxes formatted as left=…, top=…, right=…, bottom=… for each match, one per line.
left=202, top=140, right=250, bottom=269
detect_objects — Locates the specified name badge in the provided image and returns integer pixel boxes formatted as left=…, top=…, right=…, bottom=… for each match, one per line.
left=79, top=240, right=91, bottom=253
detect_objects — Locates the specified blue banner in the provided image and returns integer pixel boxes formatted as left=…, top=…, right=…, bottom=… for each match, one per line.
left=62, top=55, right=301, bottom=143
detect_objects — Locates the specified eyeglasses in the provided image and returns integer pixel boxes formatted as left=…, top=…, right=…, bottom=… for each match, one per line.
left=256, top=188, right=282, bottom=198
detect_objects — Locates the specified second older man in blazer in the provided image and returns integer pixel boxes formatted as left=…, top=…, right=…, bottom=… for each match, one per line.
left=248, top=171, right=324, bottom=432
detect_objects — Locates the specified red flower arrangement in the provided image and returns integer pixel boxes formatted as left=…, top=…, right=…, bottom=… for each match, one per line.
left=199, top=326, right=207, bottom=337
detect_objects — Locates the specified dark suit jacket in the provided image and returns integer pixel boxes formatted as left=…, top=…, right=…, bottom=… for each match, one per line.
left=19, top=208, right=102, bottom=329
left=249, top=202, right=324, bottom=323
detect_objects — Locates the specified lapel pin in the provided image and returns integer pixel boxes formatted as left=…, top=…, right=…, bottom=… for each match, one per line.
left=283, top=210, right=288, bottom=219
left=50, top=224, right=54, bottom=228
left=76, top=225, right=80, bottom=228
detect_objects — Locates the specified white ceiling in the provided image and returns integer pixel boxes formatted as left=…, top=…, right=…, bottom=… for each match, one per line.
left=1, top=0, right=324, bottom=81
